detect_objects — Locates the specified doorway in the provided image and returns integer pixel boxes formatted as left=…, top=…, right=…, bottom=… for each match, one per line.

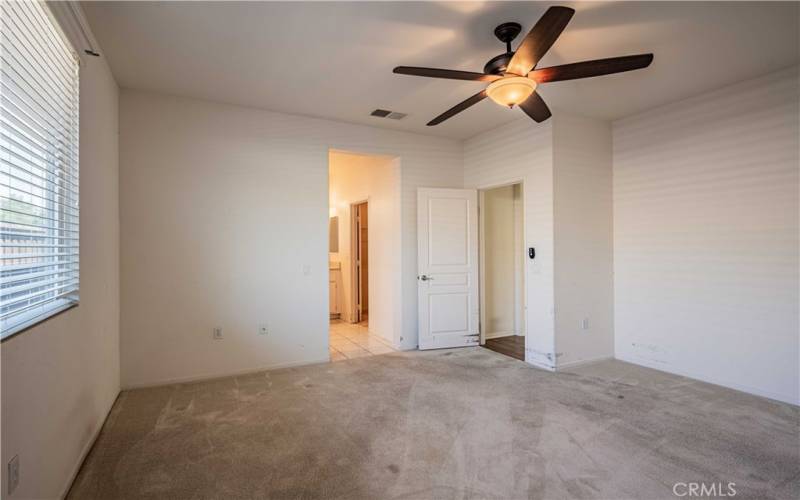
left=415, top=185, right=527, bottom=355
left=479, top=183, right=526, bottom=360
left=328, top=150, right=401, bottom=361
left=352, top=201, right=368, bottom=325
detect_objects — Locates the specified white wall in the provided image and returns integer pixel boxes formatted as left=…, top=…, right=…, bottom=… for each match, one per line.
left=464, top=118, right=555, bottom=367
left=119, top=90, right=462, bottom=387
left=613, top=66, right=800, bottom=405
left=1, top=51, right=120, bottom=497
left=328, top=151, right=400, bottom=345
left=553, top=114, right=614, bottom=368
left=482, top=185, right=523, bottom=338
left=465, top=113, right=614, bottom=369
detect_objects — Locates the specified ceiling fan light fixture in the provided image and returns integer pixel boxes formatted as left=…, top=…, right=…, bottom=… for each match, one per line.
left=394, top=7, right=653, bottom=126
left=486, top=76, right=537, bottom=108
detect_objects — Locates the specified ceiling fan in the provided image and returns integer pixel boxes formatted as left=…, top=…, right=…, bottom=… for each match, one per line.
left=393, top=6, right=653, bottom=126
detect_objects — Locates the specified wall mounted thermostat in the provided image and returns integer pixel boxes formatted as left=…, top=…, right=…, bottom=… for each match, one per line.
left=528, top=247, right=536, bottom=259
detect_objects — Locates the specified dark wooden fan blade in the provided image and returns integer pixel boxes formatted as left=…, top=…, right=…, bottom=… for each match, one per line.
left=529, top=54, right=654, bottom=83
left=394, top=66, right=501, bottom=82
left=427, top=90, right=488, bottom=126
left=506, top=6, right=574, bottom=77
left=518, top=92, right=551, bottom=123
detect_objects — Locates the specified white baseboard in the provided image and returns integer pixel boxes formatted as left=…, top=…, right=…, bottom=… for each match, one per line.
left=526, top=358, right=556, bottom=371
left=121, top=357, right=331, bottom=390
left=366, top=328, right=396, bottom=350
left=60, top=390, right=120, bottom=499
left=615, top=354, right=799, bottom=407
left=556, top=355, right=614, bottom=370
left=484, top=331, right=514, bottom=340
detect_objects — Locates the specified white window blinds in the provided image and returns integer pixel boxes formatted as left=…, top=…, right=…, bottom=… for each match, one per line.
left=1, top=1, right=80, bottom=338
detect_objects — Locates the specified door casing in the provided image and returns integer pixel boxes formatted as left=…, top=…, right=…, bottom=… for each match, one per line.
left=477, top=179, right=527, bottom=359
left=349, top=199, right=368, bottom=323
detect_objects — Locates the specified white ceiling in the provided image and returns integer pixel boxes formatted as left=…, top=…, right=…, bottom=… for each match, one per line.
left=82, top=1, right=799, bottom=140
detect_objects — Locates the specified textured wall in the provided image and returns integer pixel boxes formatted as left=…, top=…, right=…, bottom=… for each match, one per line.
left=553, top=114, right=614, bottom=368
left=464, top=118, right=555, bottom=367
left=613, top=66, right=800, bottom=404
left=119, top=90, right=462, bottom=387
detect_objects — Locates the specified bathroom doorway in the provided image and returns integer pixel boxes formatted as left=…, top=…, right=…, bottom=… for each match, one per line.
left=328, top=150, right=400, bottom=361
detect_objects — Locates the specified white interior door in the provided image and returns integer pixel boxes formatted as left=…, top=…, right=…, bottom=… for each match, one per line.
left=417, top=188, right=479, bottom=349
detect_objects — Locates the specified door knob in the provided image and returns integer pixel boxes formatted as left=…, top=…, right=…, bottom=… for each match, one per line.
left=419, top=275, right=434, bottom=281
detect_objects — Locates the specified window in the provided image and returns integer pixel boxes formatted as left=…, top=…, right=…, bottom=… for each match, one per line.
left=1, top=1, right=80, bottom=339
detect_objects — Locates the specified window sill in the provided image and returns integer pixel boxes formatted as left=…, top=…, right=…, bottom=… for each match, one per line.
left=1, top=302, right=80, bottom=342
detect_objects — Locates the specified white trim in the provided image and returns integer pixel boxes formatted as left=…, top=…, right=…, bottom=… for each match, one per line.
left=121, top=357, right=331, bottom=390
left=1, top=300, right=78, bottom=341
left=365, top=328, right=396, bottom=350
left=528, top=359, right=556, bottom=372
left=59, top=391, right=120, bottom=499
left=474, top=177, right=527, bottom=192
left=478, top=188, right=486, bottom=345
left=616, top=354, right=799, bottom=407
left=476, top=180, right=527, bottom=360
left=46, top=1, right=99, bottom=64
left=484, top=331, right=515, bottom=340
left=555, top=355, right=614, bottom=370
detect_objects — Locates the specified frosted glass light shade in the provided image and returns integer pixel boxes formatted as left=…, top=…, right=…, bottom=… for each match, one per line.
left=486, top=76, right=537, bottom=108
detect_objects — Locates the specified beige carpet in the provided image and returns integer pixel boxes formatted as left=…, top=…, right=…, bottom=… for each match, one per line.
left=68, top=348, right=799, bottom=499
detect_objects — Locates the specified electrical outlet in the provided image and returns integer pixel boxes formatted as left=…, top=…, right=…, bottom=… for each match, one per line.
left=581, top=318, right=589, bottom=330
left=258, top=323, right=269, bottom=336
left=8, top=455, right=19, bottom=495
left=213, top=327, right=223, bottom=340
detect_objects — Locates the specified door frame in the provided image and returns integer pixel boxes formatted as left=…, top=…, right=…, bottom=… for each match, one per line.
left=477, top=179, right=527, bottom=355
left=328, top=148, right=403, bottom=351
left=349, top=199, right=369, bottom=323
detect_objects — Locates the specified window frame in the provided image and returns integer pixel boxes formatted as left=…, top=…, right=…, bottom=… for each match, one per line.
left=1, top=0, right=81, bottom=340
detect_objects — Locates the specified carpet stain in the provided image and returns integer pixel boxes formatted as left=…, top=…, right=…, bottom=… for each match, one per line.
left=66, top=349, right=800, bottom=500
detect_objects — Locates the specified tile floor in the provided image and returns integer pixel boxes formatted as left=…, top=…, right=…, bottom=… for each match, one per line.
left=329, top=320, right=396, bottom=361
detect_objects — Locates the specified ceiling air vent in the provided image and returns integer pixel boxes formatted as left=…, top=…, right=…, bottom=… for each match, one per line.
left=370, top=109, right=407, bottom=120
